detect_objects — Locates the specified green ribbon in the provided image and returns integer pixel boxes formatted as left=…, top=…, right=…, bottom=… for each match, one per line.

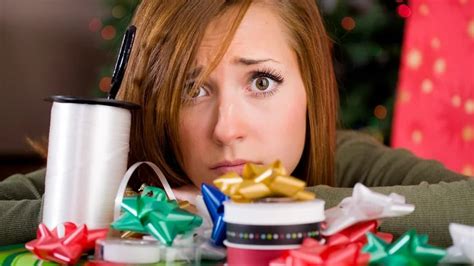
left=362, top=229, right=446, bottom=266
left=111, top=186, right=203, bottom=246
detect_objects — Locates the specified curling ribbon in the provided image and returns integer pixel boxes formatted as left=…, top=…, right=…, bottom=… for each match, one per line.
left=113, top=161, right=176, bottom=221
left=362, top=229, right=446, bottom=265
left=201, top=183, right=228, bottom=246
left=269, top=238, right=370, bottom=266
left=213, top=160, right=315, bottom=202
left=111, top=185, right=202, bottom=246
left=25, top=222, right=108, bottom=264
left=323, top=183, right=415, bottom=236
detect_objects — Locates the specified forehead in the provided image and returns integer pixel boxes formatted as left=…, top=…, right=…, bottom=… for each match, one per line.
left=197, top=3, right=293, bottom=64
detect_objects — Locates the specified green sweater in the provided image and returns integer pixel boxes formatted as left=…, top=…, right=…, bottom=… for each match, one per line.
left=0, top=131, right=472, bottom=247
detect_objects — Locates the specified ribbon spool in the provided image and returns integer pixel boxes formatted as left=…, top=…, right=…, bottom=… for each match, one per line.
left=42, top=96, right=138, bottom=229
left=224, top=200, right=325, bottom=266
left=96, top=239, right=161, bottom=264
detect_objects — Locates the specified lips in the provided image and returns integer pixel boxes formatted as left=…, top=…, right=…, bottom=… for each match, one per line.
left=210, top=160, right=259, bottom=176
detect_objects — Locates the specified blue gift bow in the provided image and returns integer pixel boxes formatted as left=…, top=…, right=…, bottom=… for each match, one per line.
left=202, top=183, right=229, bottom=246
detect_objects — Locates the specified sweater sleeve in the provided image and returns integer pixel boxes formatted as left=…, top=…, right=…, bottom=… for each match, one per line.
left=0, top=169, right=45, bottom=245
left=307, top=130, right=474, bottom=248
left=334, top=130, right=466, bottom=187
left=308, top=180, right=474, bottom=248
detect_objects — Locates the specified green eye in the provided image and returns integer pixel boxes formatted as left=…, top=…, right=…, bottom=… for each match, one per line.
left=255, top=77, right=270, bottom=91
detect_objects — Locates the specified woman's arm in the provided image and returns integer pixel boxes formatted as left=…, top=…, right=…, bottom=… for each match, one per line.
left=335, top=130, right=466, bottom=187
left=308, top=180, right=474, bottom=247
left=310, top=131, right=474, bottom=247
left=0, top=169, right=45, bottom=245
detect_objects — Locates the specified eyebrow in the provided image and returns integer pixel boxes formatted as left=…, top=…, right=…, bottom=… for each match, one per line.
left=187, top=57, right=280, bottom=78
left=234, top=57, right=281, bottom=65
left=187, top=67, right=202, bottom=80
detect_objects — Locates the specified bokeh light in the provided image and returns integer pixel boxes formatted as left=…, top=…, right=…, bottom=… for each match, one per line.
left=99, top=76, right=112, bottom=92
left=112, top=5, right=126, bottom=19
left=101, top=25, right=116, bottom=40
left=374, top=105, right=388, bottom=120
left=341, top=17, right=356, bottom=31
left=88, top=18, right=102, bottom=32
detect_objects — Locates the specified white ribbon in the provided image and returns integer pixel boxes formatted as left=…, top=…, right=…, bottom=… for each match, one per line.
left=113, top=161, right=176, bottom=221
left=440, top=223, right=474, bottom=264
left=322, top=183, right=415, bottom=235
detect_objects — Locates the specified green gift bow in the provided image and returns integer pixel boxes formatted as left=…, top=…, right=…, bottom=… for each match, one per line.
left=362, top=229, right=446, bottom=266
left=111, top=186, right=203, bottom=246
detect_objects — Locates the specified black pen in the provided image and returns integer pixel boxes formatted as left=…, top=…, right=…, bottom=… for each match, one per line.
left=107, top=25, right=137, bottom=100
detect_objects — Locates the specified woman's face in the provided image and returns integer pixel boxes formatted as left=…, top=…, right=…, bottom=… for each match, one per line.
left=178, top=4, right=307, bottom=186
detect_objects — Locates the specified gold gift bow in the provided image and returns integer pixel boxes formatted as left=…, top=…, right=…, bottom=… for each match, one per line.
left=213, top=160, right=315, bottom=202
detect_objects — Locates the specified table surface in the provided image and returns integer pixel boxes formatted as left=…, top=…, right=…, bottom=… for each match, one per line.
left=0, top=244, right=224, bottom=266
left=0, top=244, right=56, bottom=266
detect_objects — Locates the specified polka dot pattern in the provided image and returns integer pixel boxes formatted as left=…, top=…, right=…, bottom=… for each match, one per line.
left=465, top=99, right=474, bottom=114
left=451, top=95, right=462, bottom=107
left=433, top=58, right=446, bottom=75
left=407, top=49, right=423, bottom=69
left=431, top=37, right=441, bottom=49
left=421, top=79, right=434, bottom=94
left=393, top=0, right=474, bottom=177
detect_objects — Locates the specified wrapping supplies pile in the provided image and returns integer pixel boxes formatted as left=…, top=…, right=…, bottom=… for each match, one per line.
left=24, top=160, right=474, bottom=265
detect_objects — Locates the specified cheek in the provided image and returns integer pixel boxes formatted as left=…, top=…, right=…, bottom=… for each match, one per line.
left=178, top=111, right=208, bottom=171
left=255, top=83, right=306, bottom=173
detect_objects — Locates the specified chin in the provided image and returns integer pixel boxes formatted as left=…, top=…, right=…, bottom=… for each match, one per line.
left=191, top=175, right=215, bottom=187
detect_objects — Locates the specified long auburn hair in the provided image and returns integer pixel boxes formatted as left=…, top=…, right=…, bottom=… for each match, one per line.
left=117, top=0, right=338, bottom=189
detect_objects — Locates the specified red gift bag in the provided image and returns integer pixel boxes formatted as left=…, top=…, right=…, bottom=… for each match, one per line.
left=392, top=0, right=474, bottom=177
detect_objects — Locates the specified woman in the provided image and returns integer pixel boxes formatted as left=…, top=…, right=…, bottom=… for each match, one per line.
left=0, top=0, right=472, bottom=247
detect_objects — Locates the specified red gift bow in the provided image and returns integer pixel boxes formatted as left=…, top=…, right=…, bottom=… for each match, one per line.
left=270, top=238, right=370, bottom=266
left=25, top=222, right=108, bottom=264
left=270, top=220, right=392, bottom=266
left=325, top=220, right=393, bottom=246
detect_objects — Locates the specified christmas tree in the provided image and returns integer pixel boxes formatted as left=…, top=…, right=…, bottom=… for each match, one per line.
left=319, top=0, right=406, bottom=144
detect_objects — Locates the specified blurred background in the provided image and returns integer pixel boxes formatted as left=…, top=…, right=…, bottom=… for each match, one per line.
left=0, top=0, right=472, bottom=179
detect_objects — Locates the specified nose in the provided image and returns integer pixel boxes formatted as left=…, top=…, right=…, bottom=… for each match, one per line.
left=212, top=95, right=247, bottom=146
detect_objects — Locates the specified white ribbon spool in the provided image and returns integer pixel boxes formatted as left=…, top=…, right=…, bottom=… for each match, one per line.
left=97, top=239, right=161, bottom=264
left=42, top=96, right=138, bottom=229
